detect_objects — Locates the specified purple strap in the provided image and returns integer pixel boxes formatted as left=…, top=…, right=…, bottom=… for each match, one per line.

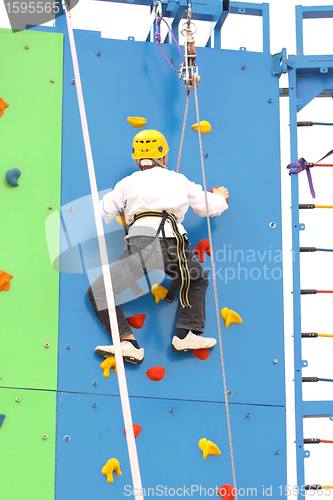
left=155, top=19, right=185, bottom=73
left=317, top=149, right=333, bottom=163
left=287, top=157, right=316, bottom=198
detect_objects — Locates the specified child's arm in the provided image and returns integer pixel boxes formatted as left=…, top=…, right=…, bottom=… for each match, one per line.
left=100, top=178, right=129, bottom=224
left=188, top=181, right=228, bottom=217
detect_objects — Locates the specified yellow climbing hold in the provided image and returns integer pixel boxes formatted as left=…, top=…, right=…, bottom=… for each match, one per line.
left=220, top=307, right=243, bottom=328
left=115, top=215, right=127, bottom=226
left=101, top=458, right=122, bottom=483
left=100, top=356, right=117, bottom=378
left=151, top=284, right=168, bottom=304
left=127, top=116, right=147, bottom=128
left=191, top=120, right=212, bottom=134
left=198, top=438, right=221, bottom=459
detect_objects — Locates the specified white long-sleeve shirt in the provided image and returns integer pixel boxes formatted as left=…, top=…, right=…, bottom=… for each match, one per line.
left=100, top=167, right=228, bottom=237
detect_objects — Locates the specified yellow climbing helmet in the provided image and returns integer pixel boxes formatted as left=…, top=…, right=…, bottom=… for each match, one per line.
left=132, top=130, right=169, bottom=160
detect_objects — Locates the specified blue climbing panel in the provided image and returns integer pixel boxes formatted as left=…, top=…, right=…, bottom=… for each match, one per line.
left=32, top=1, right=286, bottom=496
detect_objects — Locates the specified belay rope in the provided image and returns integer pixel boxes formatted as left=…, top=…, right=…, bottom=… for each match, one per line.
left=155, top=4, right=238, bottom=496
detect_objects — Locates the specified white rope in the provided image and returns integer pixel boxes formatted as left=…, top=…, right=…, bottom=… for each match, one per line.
left=193, top=81, right=238, bottom=499
left=176, top=91, right=190, bottom=173
left=63, top=3, right=144, bottom=497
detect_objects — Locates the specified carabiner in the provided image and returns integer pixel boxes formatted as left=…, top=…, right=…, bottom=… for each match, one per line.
left=154, top=0, right=162, bottom=22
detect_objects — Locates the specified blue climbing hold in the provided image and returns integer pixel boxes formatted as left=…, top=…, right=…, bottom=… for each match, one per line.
left=6, top=168, right=21, bottom=187
left=0, top=414, right=6, bottom=428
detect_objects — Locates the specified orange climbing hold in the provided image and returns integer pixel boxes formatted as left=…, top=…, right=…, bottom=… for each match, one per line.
left=220, top=308, right=242, bottom=328
left=193, top=239, right=211, bottom=263
left=101, top=458, right=122, bottom=483
left=100, top=356, right=117, bottom=378
left=217, top=484, right=235, bottom=499
left=0, top=97, right=9, bottom=117
left=0, top=271, right=13, bottom=292
left=124, top=424, right=142, bottom=439
left=127, top=313, right=146, bottom=329
left=192, top=348, right=210, bottom=360
left=151, top=284, right=168, bottom=304
left=146, top=366, right=166, bottom=381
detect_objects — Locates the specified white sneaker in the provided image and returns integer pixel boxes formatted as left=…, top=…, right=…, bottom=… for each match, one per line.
left=172, top=331, right=217, bottom=352
left=95, top=341, right=144, bottom=364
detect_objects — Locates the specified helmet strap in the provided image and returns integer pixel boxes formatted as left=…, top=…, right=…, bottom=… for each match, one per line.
left=137, top=158, right=167, bottom=170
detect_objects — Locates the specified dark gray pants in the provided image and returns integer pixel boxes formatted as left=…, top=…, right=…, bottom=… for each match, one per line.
left=87, top=236, right=209, bottom=338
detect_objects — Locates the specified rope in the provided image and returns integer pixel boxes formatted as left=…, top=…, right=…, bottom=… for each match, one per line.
left=194, top=80, right=238, bottom=499
left=314, top=164, right=333, bottom=167
left=63, top=3, right=144, bottom=498
left=318, top=334, right=333, bottom=337
left=176, top=91, right=190, bottom=173
left=315, top=205, right=333, bottom=208
left=316, top=248, right=333, bottom=252
left=155, top=19, right=185, bottom=73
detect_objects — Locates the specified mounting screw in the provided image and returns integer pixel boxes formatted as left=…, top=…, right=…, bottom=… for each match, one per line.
left=241, top=65, right=246, bottom=70
left=227, top=390, right=233, bottom=397
left=96, top=51, right=102, bottom=56
left=69, top=206, right=74, bottom=212
left=47, top=204, right=53, bottom=210
left=169, top=407, right=174, bottom=413
left=274, top=449, right=279, bottom=455
left=50, top=78, right=55, bottom=83
left=63, top=435, right=70, bottom=442
left=24, top=44, right=30, bottom=50
left=44, top=342, right=50, bottom=349
left=268, top=98, right=272, bottom=103
left=42, top=434, right=48, bottom=440
left=170, top=57, right=174, bottom=63
left=92, top=402, right=97, bottom=408
left=273, top=359, right=278, bottom=364
left=205, top=153, right=209, bottom=159
left=246, top=413, right=251, bottom=418
left=70, top=79, right=76, bottom=85
left=65, top=344, right=72, bottom=350
left=269, top=222, right=276, bottom=229
left=15, top=397, right=20, bottom=402
left=92, top=381, right=98, bottom=387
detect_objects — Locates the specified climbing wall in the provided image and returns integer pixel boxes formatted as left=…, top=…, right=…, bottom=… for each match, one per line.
left=0, top=29, right=63, bottom=499
left=0, top=4, right=286, bottom=498
left=55, top=25, right=286, bottom=498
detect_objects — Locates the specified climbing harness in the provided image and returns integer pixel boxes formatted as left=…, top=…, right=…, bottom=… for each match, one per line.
left=287, top=149, right=333, bottom=198
left=62, top=2, right=144, bottom=498
left=154, top=4, right=238, bottom=495
left=133, top=211, right=191, bottom=308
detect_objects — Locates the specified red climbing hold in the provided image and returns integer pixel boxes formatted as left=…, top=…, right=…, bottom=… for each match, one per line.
left=193, top=239, right=211, bottom=263
left=192, top=349, right=210, bottom=360
left=217, top=484, right=235, bottom=499
left=146, top=366, right=166, bottom=381
left=0, top=270, right=13, bottom=292
left=127, top=313, right=146, bottom=329
left=124, top=424, right=142, bottom=439
left=211, top=186, right=229, bottom=205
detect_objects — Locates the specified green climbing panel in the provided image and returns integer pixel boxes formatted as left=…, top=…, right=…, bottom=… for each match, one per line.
left=0, top=29, right=63, bottom=390
left=0, top=388, right=56, bottom=500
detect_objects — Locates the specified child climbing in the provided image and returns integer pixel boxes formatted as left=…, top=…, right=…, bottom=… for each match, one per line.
left=87, top=129, right=229, bottom=364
